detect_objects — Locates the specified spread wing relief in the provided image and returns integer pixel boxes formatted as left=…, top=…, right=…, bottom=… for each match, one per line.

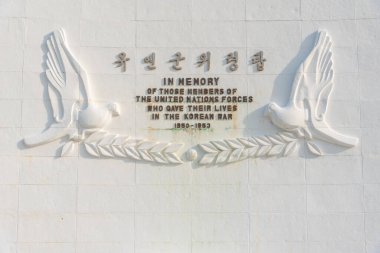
left=23, top=29, right=79, bottom=147
left=265, top=30, right=358, bottom=154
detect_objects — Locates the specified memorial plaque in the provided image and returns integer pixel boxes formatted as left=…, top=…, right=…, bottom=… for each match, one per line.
left=1, top=1, right=376, bottom=252
left=23, top=29, right=358, bottom=165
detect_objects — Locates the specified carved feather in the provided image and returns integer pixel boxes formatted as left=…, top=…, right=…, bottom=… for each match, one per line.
left=44, top=30, right=71, bottom=123
left=289, top=30, right=334, bottom=121
left=44, top=29, right=92, bottom=124
left=46, top=30, right=66, bottom=90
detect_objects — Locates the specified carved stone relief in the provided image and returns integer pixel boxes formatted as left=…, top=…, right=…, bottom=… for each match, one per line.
left=22, top=29, right=358, bottom=165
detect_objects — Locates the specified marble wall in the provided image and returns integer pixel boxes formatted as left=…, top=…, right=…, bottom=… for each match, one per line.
left=0, top=0, right=379, bottom=252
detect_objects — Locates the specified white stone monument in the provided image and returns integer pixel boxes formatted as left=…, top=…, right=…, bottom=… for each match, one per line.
left=0, top=0, right=378, bottom=252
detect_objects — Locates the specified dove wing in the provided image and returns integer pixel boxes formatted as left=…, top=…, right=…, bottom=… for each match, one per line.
left=23, top=28, right=93, bottom=147
left=289, top=30, right=334, bottom=121
left=45, top=29, right=73, bottom=124
left=46, top=30, right=66, bottom=90
left=45, top=29, right=91, bottom=124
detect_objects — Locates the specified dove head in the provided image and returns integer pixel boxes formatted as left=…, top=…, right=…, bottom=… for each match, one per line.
left=107, top=102, right=120, bottom=117
left=265, top=102, right=281, bottom=117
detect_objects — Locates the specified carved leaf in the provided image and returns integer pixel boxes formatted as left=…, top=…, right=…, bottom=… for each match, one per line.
left=254, top=136, right=271, bottom=146
left=268, top=135, right=283, bottom=145
left=267, top=144, right=284, bottom=156
left=124, top=147, right=141, bottom=160
left=247, top=146, right=258, bottom=157
left=307, top=142, right=322, bottom=156
left=256, top=145, right=270, bottom=157
left=295, top=128, right=304, bottom=138
left=138, top=149, right=154, bottom=161
left=150, top=152, right=167, bottom=163
left=98, top=145, right=114, bottom=157
left=228, top=148, right=243, bottom=162
left=279, top=132, right=297, bottom=142
left=95, top=135, right=114, bottom=157
left=211, top=140, right=229, bottom=151
left=60, top=141, right=75, bottom=157
left=238, top=138, right=255, bottom=148
left=84, top=143, right=100, bottom=157
left=240, top=149, right=249, bottom=160
left=215, top=150, right=230, bottom=164
left=112, top=136, right=128, bottom=157
left=199, top=153, right=217, bottom=164
left=112, top=145, right=127, bottom=157
left=199, top=143, right=218, bottom=153
left=283, top=141, right=297, bottom=156
left=226, top=139, right=243, bottom=149
left=113, top=136, right=129, bottom=145
left=165, top=152, right=182, bottom=164
left=164, top=143, right=184, bottom=164
left=83, top=131, right=184, bottom=163
left=247, top=137, right=258, bottom=146
left=195, top=130, right=304, bottom=164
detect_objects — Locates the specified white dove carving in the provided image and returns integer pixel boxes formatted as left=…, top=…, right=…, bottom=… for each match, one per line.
left=265, top=30, right=358, bottom=149
left=23, top=28, right=120, bottom=147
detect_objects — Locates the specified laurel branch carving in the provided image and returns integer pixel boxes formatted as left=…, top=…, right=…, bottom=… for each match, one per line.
left=198, top=131, right=299, bottom=165
left=60, top=130, right=324, bottom=165
left=79, top=131, right=183, bottom=164
left=24, top=29, right=358, bottom=163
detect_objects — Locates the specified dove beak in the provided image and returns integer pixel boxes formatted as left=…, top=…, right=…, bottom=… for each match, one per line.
left=108, top=103, right=121, bottom=117
left=113, top=107, right=120, bottom=117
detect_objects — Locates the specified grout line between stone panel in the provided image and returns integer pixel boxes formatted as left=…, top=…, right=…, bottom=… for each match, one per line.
left=244, top=0, right=252, bottom=251
left=15, top=15, right=27, bottom=253
left=74, top=1, right=85, bottom=252
left=134, top=1, right=137, bottom=253
left=299, top=3, right=309, bottom=247
left=355, top=3, right=367, bottom=251
left=190, top=1, right=194, bottom=253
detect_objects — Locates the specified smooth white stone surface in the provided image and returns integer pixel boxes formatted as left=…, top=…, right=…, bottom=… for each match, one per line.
left=0, top=0, right=378, bottom=252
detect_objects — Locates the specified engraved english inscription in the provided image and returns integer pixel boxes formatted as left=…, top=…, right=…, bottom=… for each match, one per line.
left=135, top=77, right=254, bottom=129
